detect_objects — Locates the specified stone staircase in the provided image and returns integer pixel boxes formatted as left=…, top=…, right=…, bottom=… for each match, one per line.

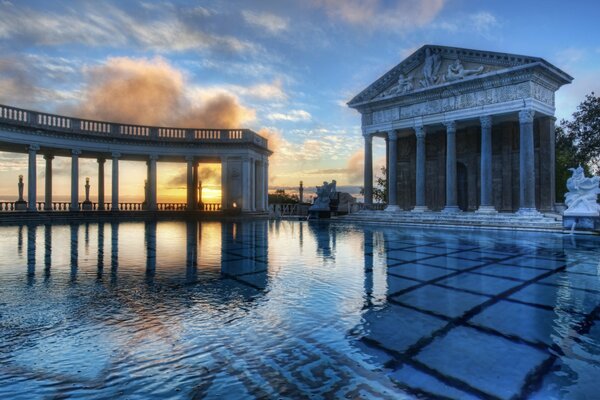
left=335, top=210, right=564, bottom=232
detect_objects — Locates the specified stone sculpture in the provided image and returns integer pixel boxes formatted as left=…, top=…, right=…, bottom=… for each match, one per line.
left=446, top=59, right=484, bottom=81
left=310, top=180, right=337, bottom=211
left=420, top=48, right=442, bottom=87
left=383, top=74, right=414, bottom=96
left=15, top=175, right=27, bottom=210
left=564, top=165, right=600, bottom=216
left=82, top=177, right=93, bottom=210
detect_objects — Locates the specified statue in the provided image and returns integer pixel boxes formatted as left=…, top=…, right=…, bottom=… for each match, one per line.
left=15, top=175, right=27, bottom=210
left=310, top=180, right=337, bottom=211
left=564, top=166, right=600, bottom=216
left=383, top=73, right=414, bottom=96
left=420, top=48, right=442, bottom=87
left=446, top=59, right=484, bottom=82
left=82, top=177, right=92, bottom=210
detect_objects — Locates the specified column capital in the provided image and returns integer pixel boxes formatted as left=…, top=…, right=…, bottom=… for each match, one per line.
left=29, top=144, right=40, bottom=152
left=43, top=154, right=54, bottom=160
left=518, top=109, right=534, bottom=124
left=111, top=152, right=121, bottom=159
left=72, top=149, right=82, bottom=156
left=97, top=157, right=106, bottom=164
left=148, top=154, right=159, bottom=161
left=480, top=115, right=493, bottom=129
left=185, top=155, right=195, bottom=162
left=387, top=130, right=398, bottom=141
left=363, top=133, right=373, bottom=143
left=444, top=120, right=456, bottom=133
left=414, top=124, right=425, bottom=139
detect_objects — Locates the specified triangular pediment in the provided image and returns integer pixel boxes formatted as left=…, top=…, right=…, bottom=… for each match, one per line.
left=348, top=45, right=572, bottom=107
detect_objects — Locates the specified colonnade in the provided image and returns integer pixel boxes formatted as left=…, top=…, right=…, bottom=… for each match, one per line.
left=363, top=108, right=543, bottom=215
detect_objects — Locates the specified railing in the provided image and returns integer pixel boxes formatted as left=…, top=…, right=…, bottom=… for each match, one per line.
left=0, top=201, right=223, bottom=212
left=269, top=203, right=310, bottom=217
left=348, top=203, right=387, bottom=213
left=0, top=103, right=270, bottom=150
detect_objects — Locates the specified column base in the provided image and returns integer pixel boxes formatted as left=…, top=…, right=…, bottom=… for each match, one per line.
left=44, top=203, right=53, bottom=211
left=475, top=206, right=498, bottom=214
left=516, top=207, right=542, bottom=217
left=442, top=206, right=461, bottom=213
left=384, top=205, right=401, bottom=212
left=411, top=206, right=430, bottom=213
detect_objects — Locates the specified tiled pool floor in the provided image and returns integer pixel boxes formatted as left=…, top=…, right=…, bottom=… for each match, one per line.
left=0, top=221, right=598, bottom=399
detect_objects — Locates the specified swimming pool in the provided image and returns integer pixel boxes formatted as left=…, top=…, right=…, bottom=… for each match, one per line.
left=0, top=220, right=598, bottom=399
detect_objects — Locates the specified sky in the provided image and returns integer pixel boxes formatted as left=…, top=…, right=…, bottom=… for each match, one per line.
left=0, top=0, right=599, bottom=203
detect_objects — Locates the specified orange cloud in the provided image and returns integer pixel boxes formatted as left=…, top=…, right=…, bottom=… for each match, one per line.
left=67, top=56, right=254, bottom=129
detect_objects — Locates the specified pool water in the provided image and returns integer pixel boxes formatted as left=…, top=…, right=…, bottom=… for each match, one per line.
left=0, top=220, right=598, bottom=399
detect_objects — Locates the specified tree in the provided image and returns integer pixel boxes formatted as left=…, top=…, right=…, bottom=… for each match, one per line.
left=360, top=166, right=387, bottom=203
left=268, top=189, right=299, bottom=204
left=560, top=92, right=600, bottom=172
left=556, top=92, right=600, bottom=201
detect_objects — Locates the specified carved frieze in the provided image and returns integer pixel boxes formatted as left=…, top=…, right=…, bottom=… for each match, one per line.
left=372, top=107, right=399, bottom=124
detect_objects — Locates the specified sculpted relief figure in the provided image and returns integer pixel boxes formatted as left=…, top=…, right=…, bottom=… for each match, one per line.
left=383, top=73, right=414, bottom=96
left=420, top=48, right=442, bottom=87
left=564, top=165, right=600, bottom=216
left=446, top=59, right=485, bottom=82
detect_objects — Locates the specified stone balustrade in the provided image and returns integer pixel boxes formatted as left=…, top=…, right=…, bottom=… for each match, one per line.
left=0, top=201, right=222, bottom=212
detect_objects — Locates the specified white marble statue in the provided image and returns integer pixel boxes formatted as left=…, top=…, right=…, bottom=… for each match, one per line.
left=446, top=59, right=484, bottom=81
left=311, top=180, right=337, bottom=210
left=564, top=165, right=600, bottom=216
left=420, top=48, right=442, bottom=87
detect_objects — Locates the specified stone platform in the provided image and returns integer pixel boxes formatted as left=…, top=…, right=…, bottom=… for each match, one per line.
left=336, top=210, right=565, bottom=232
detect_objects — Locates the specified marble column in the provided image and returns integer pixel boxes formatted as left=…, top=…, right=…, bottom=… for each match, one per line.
left=255, top=160, right=264, bottom=211
left=186, top=156, right=194, bottom=210
left=385, top=131, right=400, bottom=212
left=221, top=157, right=228, bottom=210
left=539, top=116, right=556, bottom=212
left=443, top=121, right=459, bottom=212
left=70, top=149, right=81, bottom=211
left=111, top=152, right=120, bottom=211
left=518, top=109, right=539, bottom=215
left=27, top=145, right=39, bottom=211
left=413, top=125, right=429, bottom=212
left=43, top=154, right=53, bottom=211
left=363, top=134, right=373, bottom=205
left=263, top=159, right=269, bottom=211
left=147, top=155, right=158, bottom=211
left=477, top=115, right=497, bottom=213
left=193, top=161, right=199, bottom=210
left=97, top=158, right=105, bottom=210
left=242, top=157, right=251, bottom=212
left=250, top=158, right=256, bottom=211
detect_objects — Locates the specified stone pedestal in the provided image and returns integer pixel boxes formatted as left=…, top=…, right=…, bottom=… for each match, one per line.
left=15, top=201, right=27, bottom=210
left=309, top=209, right=331, bottom=219
left=563, top=215, right=600, bottom=231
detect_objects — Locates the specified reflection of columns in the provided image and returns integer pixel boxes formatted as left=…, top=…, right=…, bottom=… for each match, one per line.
left=363, top=134, right=373, bottom=205
left=28, top=145, right=39, bottom=212
left=97, top=222, right=104, bottom=276
left=477, top=115, right=496, bottom=213
left=385, top=131, right=400, bottom=212
left=70, top=223, right=78, bottom=280
left=413, top=125, right=429, bottom=212
left=186, top=221, right=198, bottom=282
left=518, top=109, right=538, bottom=214
left=221, top=157, right=228, bottom=210
left=71, top=149, right=81, bottom=211
left=27, top=224, right=36, bottom=280
left=186, top=156, right=194, bottom=210
left=44, top=154, right=53, bottom=211
left=147, top=155, right=158, bottom=211
left=97, top=158, right=105, bottom=210
left=111, top=222, right=119, bottom=276
left=145, top=221, right=156, bottom=278
left=111, top=152, right=120, bottom=211
left=443, top=121, right=459, bottom=212
left=44, top=224, right=51, bottom=277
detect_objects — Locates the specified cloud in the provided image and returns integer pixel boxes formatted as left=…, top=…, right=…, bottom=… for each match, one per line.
left=433, top=11, right=501, bottom=39
left=166, top=165, right=221, bottom=190
left=242, top=10, right=289, bottom=34
left=311, top=0, right=446, bottom=31
left=267, top=109, right=312, bottom=122
left=0, top=2, right=256, bottom=54
left=66, top=57, right=255, bottom=129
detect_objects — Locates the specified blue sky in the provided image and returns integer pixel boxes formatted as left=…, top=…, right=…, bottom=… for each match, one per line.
left=0, top=0, right=599, bottom=200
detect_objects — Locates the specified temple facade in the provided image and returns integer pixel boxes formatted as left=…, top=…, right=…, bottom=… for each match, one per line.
left=348, top=45, right=572, bottom=215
